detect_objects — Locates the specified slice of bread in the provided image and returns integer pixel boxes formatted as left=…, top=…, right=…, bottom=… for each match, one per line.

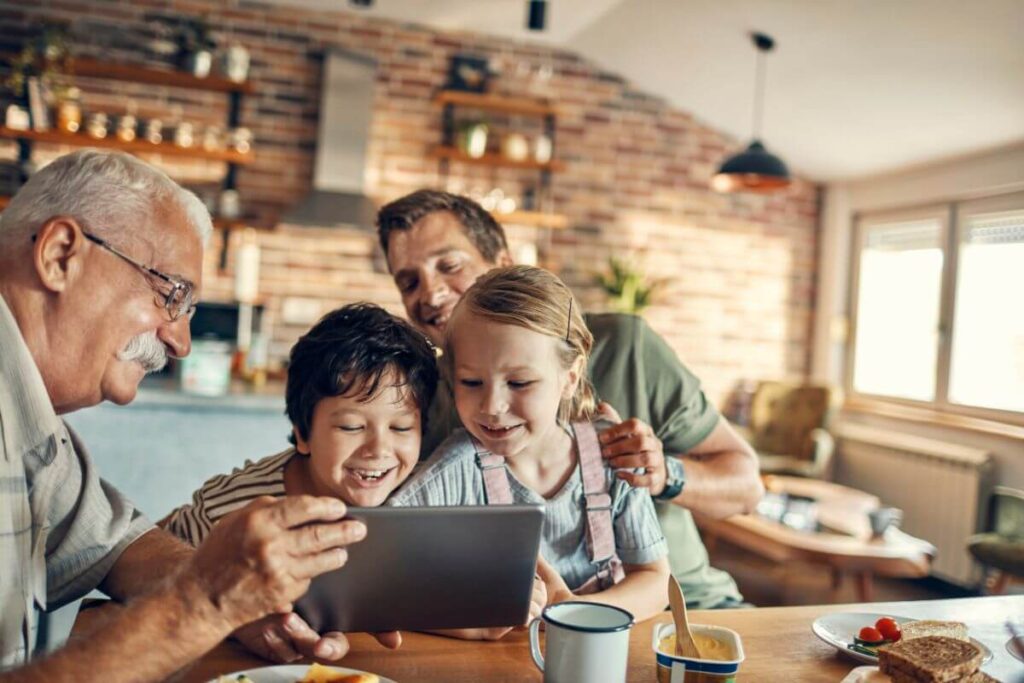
left=901, top=620, right=970, bottom=642
left=878, top=635, right=983, bottom=682
left=887, top=670, right=998, bottom=683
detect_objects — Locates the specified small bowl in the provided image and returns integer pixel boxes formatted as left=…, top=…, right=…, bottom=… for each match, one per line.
left=652, top=622, right=745, bottom=683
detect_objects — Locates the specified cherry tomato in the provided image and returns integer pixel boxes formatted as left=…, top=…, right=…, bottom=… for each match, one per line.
left=858, top=626, right=885, bottom=643
left=875, top=617, right=901, bottom=642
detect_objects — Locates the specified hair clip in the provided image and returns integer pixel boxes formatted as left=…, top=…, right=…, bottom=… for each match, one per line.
left=566, top=298, right=573, bottom=342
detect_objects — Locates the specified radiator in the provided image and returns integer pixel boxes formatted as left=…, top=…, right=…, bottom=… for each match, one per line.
left=834, top=423, right=994, bottom=587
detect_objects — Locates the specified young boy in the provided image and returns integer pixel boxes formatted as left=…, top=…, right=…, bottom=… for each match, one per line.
left=162, top=303, right=438, bottom=547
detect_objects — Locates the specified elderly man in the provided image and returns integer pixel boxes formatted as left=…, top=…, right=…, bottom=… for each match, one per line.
left=377, top=189, right=763, bottom=609
left=0, top=150, right=369, bottom=679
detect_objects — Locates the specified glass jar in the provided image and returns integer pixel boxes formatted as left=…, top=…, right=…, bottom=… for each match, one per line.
left=143, top=118, right=163, bottom=145
left=56, top=87, right=82, bottom=134
left=173, top=122, right=194, bottom=148
left=116, top=113, right=137, bottom=142
left=85, top=112, right=108, bottom=139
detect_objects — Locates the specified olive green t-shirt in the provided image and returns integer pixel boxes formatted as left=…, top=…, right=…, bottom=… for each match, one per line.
left=421, top=312, right=742, bottom=608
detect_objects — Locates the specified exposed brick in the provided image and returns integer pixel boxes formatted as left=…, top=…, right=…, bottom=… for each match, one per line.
left=2, top=3, right=821, bottom=401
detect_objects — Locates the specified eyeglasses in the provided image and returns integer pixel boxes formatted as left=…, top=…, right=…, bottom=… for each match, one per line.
left=81, top=232, right=197, bottom=322
left=30, top=229, right=198, bottom=321
left=32, top=229, right=197, bottom=321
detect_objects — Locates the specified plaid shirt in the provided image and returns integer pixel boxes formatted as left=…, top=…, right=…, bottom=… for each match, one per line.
left=0, top=294, right=153, bottom=668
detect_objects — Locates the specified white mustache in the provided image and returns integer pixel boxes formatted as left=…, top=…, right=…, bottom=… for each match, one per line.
left=117, top=331, right=168, bottom=374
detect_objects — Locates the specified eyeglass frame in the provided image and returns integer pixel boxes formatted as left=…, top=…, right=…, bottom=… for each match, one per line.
left=31, top=228, right=198, bottom=322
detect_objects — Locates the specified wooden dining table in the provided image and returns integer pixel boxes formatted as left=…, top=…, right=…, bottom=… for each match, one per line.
left=74, top=595, right=1024, bottom=681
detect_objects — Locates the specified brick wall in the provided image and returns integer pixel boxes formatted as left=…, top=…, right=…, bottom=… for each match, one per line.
left=0, top=0, right=821, bottom=404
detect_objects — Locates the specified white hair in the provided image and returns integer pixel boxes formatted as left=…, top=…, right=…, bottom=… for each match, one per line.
left=0, top=149, right=212, bottom=253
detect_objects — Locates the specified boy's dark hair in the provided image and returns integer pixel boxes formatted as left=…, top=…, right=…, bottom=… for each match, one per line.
left=286, top=303, right=438, bottom=447
left=376, top=189, right=509, bottom=263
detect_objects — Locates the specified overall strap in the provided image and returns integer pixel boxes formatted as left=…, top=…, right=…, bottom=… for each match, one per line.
left=573, top=421, right=625, bottom=590
left=471, top=438, right=514, bottom=505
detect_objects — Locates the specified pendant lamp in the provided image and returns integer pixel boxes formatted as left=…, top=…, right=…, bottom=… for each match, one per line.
left=711, top=32, right=791, bottom=193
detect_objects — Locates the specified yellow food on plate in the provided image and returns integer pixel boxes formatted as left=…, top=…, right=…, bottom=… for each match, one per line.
left=298, top=663, right=379, bottom=683
left=657, top=634, right=733, bottom=661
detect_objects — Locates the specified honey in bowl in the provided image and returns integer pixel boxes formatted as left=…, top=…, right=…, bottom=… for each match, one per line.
left=657, top=634, right=733, bottom=662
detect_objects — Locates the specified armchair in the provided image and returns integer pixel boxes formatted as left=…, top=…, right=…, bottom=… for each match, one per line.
left=967, top=486, right=1024, bottom=594
left=738, top=381, right=838, bottom=479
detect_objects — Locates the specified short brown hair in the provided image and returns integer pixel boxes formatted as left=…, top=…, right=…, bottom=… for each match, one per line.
left=286, top=303, right=438, bottom=447
left=376, top=189, right=509, bottom=262
left=446, top=265, right=597, bottom=424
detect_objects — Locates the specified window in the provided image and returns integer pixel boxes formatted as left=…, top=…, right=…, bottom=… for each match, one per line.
left=948, top=198, right=1024, bottom=413
left=849, top=192, right=1024, bottom=421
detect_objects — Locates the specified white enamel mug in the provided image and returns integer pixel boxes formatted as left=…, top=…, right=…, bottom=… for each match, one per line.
left=528, top=601, right=635, bottom=683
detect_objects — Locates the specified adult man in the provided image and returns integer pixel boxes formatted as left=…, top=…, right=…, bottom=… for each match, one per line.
left=0, top=151, right=369, bottom=678
left=377, top=190, right=763, bottom=608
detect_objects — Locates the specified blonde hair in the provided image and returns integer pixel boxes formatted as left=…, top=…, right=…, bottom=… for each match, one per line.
left=446, top=265, right=596, bottom=423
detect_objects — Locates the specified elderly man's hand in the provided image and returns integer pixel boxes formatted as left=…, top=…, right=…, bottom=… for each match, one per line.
left=234, top=613, right=401, bottom=663
left=183, top=496, right=366, bottom=633
left=598, top=417, right=668, bottom=496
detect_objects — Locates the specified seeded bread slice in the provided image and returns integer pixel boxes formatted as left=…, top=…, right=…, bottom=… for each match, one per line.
left=878, top=636, right=982, bottom=683
left=887, top=670, right=999, bottom=683
left=901, top=620, right=970, bottom=642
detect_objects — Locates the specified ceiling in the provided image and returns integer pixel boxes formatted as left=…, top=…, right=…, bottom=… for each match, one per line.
left=275, top=0, right=1024, bottom=182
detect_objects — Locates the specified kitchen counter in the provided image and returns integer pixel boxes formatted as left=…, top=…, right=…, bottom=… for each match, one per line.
left=132, top=376, right=286, bottom=411
left=65, top=376, right=292, bottom=521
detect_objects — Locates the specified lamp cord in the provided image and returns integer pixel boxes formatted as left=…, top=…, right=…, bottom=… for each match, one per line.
left=752, top=45, right=766, bottom=140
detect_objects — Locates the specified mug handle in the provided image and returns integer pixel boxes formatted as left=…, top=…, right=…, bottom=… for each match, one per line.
left=528, top=616, right=545, bottom=672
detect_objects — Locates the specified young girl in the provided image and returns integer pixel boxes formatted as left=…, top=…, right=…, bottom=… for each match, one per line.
left=390, top=265, right=670, bottom=631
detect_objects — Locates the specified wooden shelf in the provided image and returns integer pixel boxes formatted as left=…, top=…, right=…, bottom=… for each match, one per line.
left=0, top=127, right=254, bottom=164
left=434, top=90, right=557, bottom=117
left=494, top=210, right=569, bottom=230
left=430, top=145, right=563, bottom=172
left=212, top=218, right=250, bottom=230
left=71, top=57, right=255, bottom=94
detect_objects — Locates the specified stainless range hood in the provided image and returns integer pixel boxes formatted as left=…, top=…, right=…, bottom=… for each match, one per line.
left=281, top=49, right=377, bottom=228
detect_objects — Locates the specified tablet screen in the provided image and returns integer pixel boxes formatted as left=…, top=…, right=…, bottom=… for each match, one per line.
left=295, top=504, right=545, bottom=633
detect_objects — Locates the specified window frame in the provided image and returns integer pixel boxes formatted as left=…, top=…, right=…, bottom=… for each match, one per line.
left=845, top=190, right=1024, bottom=426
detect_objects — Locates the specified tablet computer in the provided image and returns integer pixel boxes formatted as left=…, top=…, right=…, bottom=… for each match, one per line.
left=295, top=504, right=545, bottom=633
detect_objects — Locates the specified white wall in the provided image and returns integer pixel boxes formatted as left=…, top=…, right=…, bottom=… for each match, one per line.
left=814, top=143, right=1024, bottom=489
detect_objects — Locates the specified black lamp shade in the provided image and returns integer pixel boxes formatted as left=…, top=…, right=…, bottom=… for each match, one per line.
left=711, top=140, right=791, bottom=193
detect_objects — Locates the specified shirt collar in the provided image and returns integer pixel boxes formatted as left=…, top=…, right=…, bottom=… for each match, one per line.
left=0, top=293, right=63, bottom=461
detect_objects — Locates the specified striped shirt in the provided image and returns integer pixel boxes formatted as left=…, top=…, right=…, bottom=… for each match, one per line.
left=163, top=448, right=294, bottom=547
left=388, top=426, right=668, bottom=592
left=0, top=294, right=152, bottom=668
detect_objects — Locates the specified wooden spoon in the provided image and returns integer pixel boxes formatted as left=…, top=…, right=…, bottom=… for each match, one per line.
left=668, top=574, right=702, bottom=659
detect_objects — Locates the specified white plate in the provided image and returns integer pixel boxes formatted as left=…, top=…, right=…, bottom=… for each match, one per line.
left=811, top=612, right=992, bottom=665
left=207, top=664, right=396, bottom=683
left=839, top=666, right=890, bottom=683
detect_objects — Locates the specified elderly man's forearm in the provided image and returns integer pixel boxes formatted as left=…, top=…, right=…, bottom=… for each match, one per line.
left=0, top=575, right=231, bottom=683
left=98, top=527, right=195, bottom=602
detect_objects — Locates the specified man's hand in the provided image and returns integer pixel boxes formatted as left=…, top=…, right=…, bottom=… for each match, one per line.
left=183, top=495, right=366, bottom=632
left=598, top=417, right=667, bottom=496
left=234, top=613, right=401, bottom=663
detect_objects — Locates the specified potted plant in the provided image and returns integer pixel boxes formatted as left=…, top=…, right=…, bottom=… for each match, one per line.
left=595, top=257, right=662, bottom=315
left=4, top=23, right=73, bottom=103
left=178, top=16, right=217, bottom=78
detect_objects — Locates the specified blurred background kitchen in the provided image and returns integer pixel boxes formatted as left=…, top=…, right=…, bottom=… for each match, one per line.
left=1, top=0, right=1021, bottom=607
